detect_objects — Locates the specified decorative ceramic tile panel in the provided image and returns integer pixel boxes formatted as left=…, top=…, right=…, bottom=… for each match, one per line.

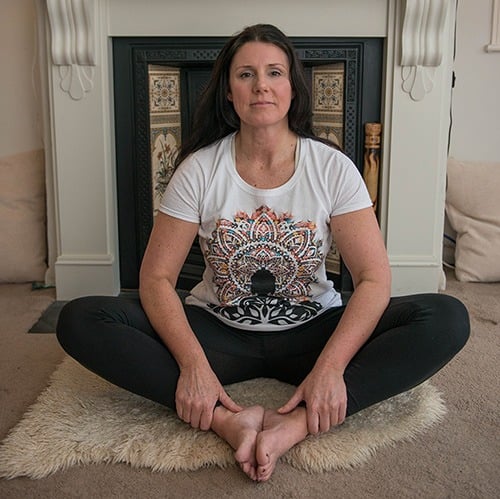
left=314, top=71, right=343, bottom=112
left=312, top=63, right=345, bottom=274
left=312, top=63, right=344, bottom=149
left=149, top=66, right=181, bottom=213
left=149, top=67, right=181, bottom=114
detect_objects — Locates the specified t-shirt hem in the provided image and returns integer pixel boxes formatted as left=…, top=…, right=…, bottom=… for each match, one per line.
left=185, top=293, right=343, bottom=332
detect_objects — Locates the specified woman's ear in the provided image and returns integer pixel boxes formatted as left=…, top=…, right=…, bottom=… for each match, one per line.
left=227, top=92, right=233, bottom=102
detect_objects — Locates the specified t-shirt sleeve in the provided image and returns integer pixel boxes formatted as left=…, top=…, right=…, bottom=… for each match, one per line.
left=158, top=156, right=202, bottom=223
left=329, top=154, right=373, bottom=217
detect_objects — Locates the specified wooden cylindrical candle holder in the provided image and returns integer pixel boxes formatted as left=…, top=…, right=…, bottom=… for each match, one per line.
left=363, top=122, right=382, bottom=214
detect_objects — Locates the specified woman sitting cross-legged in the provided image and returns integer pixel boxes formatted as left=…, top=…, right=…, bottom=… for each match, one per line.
left=56, top=24, right=470, bottom=482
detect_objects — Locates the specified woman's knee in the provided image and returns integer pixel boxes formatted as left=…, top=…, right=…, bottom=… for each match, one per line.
left=56, top=296, right=102, bottom=351
left=388, top=293, right=470, bottom=361
left=425, top=293, right=470, bottom=356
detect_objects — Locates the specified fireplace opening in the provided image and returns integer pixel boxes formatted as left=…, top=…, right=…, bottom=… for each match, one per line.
left=113, top=36, right=383, bottom=293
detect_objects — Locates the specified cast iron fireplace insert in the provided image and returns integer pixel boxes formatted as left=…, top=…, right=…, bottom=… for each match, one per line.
left=113, top=36, right=383, bottom=294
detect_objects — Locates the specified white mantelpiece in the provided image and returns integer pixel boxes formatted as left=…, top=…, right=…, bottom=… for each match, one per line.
left=39, top=0, right=456, bottom=300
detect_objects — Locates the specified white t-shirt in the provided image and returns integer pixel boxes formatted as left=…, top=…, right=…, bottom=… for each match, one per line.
left=159, top=132, right=372, bottom=330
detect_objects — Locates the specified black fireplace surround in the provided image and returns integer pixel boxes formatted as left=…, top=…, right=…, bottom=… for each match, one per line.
left=113, top=36, right=383, bottom=292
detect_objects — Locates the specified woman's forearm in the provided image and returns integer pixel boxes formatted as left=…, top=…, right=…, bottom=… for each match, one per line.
left=314, top=278, right=390, bottom=374
left=139, top=277, right=210, bottom=370
left=138, top=213, right=206, bottom=370
left=324, top=207, right=392, bottom=375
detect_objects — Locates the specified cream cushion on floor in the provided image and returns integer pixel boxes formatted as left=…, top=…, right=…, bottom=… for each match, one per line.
left=0, top=150, right=47, bottom=283
left=445, top=158, right=500, bottom=282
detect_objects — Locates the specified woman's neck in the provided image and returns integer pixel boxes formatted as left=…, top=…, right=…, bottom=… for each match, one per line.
left=235, top=126, right=297, bottom=169
left=234, top=126, right=298, bottom=189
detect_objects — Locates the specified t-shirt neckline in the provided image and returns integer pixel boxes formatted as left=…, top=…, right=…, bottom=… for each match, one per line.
left=228, top=133, right=303, bottom=195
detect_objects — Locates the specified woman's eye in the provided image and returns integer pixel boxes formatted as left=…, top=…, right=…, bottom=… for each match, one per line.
left=270, top=70, right=282, bottom=77
left=239, top=71, right=253, bottom=79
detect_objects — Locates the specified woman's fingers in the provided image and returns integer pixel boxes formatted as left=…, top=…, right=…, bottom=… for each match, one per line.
left=189, top=405, right=203, bottom=429
left=178, top=390, right=242, bottom=431
left=306, top=397, right=347, bottom=434
left=306, top=406, right=320, bottom=434
left=198, top=406, right=213, bottom=431
left=319, top=411, right=331, bottom=433
left=277, top=390, right=303, bottom=414
left=219, top=391, right=243, bottom=413
left=338, top=400, right=347, bottom=425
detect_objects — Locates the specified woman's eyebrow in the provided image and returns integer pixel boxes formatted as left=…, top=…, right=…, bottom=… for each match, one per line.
left=233, top=62, right=287, bottom=70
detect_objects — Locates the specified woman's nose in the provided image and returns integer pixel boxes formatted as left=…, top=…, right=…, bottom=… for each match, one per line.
left=253, top=75, right=269, bottom=92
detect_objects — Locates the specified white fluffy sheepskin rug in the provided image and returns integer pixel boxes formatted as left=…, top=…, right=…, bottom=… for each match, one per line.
left=0, top=357, right=446, bottom=479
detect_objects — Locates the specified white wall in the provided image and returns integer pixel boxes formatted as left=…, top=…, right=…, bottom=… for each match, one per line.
left=449, top=0, right=500, bottom=162
left=3, top=1, right=497, bottom=162
left=0, top=0, right=43, bottom=157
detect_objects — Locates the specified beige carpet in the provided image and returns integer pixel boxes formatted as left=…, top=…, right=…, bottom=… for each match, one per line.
left=0, top=357, right=445, bottom=480
left=0, top=270, right=498, bottom=498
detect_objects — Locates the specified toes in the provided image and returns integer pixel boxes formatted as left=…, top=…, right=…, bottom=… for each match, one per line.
left=240, top=461, right=257, bottom=481
left=256, top=450, right=274, bottom=482
left=257, top=463, right=274, bottom=482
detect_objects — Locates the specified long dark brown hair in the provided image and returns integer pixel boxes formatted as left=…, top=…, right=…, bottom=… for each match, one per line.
left=175, top=24, right=338, bottom=166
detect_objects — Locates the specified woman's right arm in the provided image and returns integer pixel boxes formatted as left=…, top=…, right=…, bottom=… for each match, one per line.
left=139, top=212, right=241, bottom=429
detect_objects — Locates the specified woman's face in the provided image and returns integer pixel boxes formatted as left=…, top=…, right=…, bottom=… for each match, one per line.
left=228, top=41, right=294, bottom=131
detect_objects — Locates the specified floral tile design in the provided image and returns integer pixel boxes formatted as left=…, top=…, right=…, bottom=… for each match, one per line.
left=312, top=63, right=344, bottom=149
left=149, top=66, right=182, bottom=212
left=313, top=70, right=343, bottom=112
left=149, top=67, right=181, bottom=114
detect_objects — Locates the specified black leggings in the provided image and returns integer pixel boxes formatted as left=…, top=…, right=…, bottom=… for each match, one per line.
left=56, top=293, right=469, bottom=417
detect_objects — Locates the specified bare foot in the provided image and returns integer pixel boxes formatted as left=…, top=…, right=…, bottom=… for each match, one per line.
left=255, top=408, right=308, bottom=482
left=211, top=405, right=265, bottom=481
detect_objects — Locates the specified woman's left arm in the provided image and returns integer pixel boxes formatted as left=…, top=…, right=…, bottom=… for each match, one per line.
left=278, top=207, right=391, bottom=433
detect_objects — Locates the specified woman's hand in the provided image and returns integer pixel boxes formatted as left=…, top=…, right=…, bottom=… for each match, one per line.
left=175, top=363, right=242, bottom=431
left=277, top=365, right=347, bottom=434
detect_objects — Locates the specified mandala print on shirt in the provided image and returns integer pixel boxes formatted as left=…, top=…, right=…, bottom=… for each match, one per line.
left=206, top=205, right=324, bottom=326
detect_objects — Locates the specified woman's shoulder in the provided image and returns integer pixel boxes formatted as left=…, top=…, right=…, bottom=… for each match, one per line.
left=181, top=133, right=234, bottom=167
left=195, top=133, right=234, bottom=156
left=300, top=136, right=350, bottom=165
